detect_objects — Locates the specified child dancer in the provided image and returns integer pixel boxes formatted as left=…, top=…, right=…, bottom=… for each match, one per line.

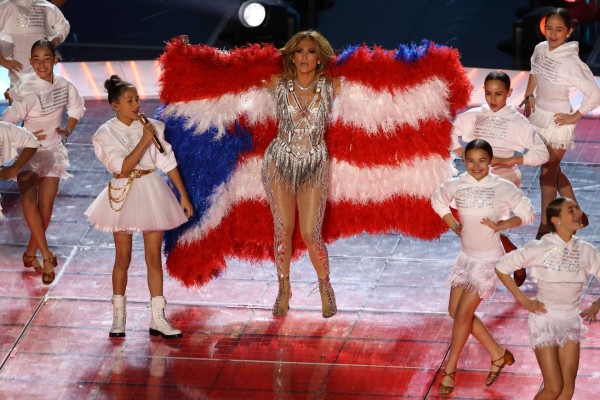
left=1, top=39, right=84, bottom=284
left=523, top=7, right=600, bottom=239
left=431, top=139, right=535, bottom=394
left=85, top=75, right=193, bottom=339
left=0, top=121, right=38, bottom=218
left=496, top=197, right=600, bottom=399
left=452, top=70, right=549, bottom=286
left=0, top=0, right=70, bottom=86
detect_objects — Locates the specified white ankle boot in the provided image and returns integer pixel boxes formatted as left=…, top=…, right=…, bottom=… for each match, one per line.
left=149, top=296, right=183, bottom=339
left=109, top=295, right=126, bottom=337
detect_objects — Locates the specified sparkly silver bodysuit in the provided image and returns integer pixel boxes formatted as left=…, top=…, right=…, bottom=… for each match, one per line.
left=261, top=77, right=334, bottom=280
left=262, top=77, right=333, bottom=192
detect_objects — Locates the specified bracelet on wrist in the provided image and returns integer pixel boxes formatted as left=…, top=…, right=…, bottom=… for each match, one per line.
left=519, top=94, right=535, bottom=107
left=451, top=222, right=460, bottom=232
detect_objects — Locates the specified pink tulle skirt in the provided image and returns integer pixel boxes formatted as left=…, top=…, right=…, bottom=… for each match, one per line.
left=85, top=172, right=187, bottom=233
left=446, top=251, right=498, bottom=299
left=18, top=141, right=71, bottom=179
left=528, top=311, right=583, bottom=349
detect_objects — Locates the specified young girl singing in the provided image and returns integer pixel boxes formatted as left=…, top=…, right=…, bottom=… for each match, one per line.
left=431, top=139, right=535, bottom=394
left=496, top=197, right=600, bottom=399
left=523, top=7, right=600, bottom=239
left=85, top=75, right=192, bottom=339
left=1, top=39, right=84, bottom=285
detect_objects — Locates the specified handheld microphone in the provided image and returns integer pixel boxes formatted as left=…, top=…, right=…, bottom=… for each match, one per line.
left=139, top=113, right=165, bottom=153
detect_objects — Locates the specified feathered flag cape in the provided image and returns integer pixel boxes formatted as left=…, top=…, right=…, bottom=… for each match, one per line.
left=156, top=38, right=471, bottom=288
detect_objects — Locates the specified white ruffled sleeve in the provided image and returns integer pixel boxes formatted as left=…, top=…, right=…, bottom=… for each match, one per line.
left=583, top=242, right=600, bottom=280
left=521, top=130, right=549, bottom=166
left=450, top=111, right=473, bottom=151
left=506, top=183, right=535, bottom=226
left=0, top=94, right=33, bottom=124
left=66, top=80, right=85, bottom=120
left=430, top=179, right=456, bottom=218
left=565, top=59, right=600, bottom=115
left=5, top=123, right=38, bottom=149
left=91, top=125, right=128, bottom=174
left=496, top=241, right=542, bottom=274
left=45, top=4, right=70, bottom=43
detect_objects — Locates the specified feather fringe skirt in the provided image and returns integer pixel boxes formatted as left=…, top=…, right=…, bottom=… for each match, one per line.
left=528, top=311, right=583, bottom=349
left=446, top=251, right=498, bottom=299
left=529, top=107, right=576, bottom=150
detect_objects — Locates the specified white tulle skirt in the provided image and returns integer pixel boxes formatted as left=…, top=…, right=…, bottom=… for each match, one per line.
left=446, top=251, right=498, bottom=299
left=85, top=172, right=188, bottom=233
left=528, top=311, right=583, bottom=349
left=18, top=141, right=71, bottom=179
left=529, top=107, right=576, bottom=150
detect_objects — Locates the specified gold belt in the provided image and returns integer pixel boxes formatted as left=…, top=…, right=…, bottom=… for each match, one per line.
left=112, top=169, right=153, bottom=179
left=108, top=169, right=154, bottom=212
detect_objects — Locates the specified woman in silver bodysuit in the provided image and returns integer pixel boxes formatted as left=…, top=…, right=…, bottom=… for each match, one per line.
left=262, top=31, right=341, bottom=318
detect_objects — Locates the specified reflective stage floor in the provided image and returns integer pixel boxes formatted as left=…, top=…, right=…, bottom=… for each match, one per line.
left=1, top=100, right=600, bottom=399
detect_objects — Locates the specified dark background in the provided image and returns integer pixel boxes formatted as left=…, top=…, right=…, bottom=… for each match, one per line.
left=57, top=0, right=600, bottom=72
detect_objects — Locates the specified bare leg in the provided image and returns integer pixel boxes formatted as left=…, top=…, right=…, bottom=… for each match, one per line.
left=296, top=183, right=328, bottom=278
left=16, top=171, right=53, bottom=260
left=143, top=231, right=164, bottom=297
left=263, top=168, right=297, bottom=278
left=112, top=232, right=132, bottom=295
left=533, top=346, right=563, bottom=399
left=557, top=341, right=579, bottom=400
left=539, top=147, right=567, bottom=227
left=263, top=166, right=297, bottom=316
left=441, top=287, right=505, bottom=388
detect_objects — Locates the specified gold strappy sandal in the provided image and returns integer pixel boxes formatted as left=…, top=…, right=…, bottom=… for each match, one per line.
left=23, top=253, right=42, bottom=273
left=486, top=349, right=515, bottom=387
left=41, top=252, right=58, bottom=285
left=438, top=370, right=456, bottom=395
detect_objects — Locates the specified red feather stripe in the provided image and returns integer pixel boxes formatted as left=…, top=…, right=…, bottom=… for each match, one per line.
left=166, top=197, right=446, bottom=287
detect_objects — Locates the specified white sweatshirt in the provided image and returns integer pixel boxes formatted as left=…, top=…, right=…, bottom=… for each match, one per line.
left=531, top=41, right=600, bottom=114
left=0, top=119, right=37, bottom=163
left=496, top=233, right=600, bottom=316
left=2, top=73, right=85, bottom=148
left=451, top=104, right=549, bottom=175
left=0, top=0, right=70, bottom=84
left=92, top=117, right=178, bottom=175
left=431, top=172, right=535, bottom=258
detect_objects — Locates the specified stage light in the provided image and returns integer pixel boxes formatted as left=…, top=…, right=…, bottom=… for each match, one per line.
left=219, top=1, right=301, bottom=47
left=239, top=1, right=267, bottom=28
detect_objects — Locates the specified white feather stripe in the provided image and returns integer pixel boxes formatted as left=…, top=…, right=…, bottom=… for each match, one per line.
left=328, top=156, right=456, bottom=202
left=177, top=154, right=455, bottom=244
left=331, top=77, right=451, bottom=134
left=161, top=88, right=277, bottom=139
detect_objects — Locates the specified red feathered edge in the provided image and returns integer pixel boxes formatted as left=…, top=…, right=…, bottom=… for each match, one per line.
left=161, top=41, right=471, bottom=287
left=158, top=39, right=282, bottom=103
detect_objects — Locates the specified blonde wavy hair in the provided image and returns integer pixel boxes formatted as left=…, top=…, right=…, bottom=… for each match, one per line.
left=280, top=30, right=334, bottom=81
